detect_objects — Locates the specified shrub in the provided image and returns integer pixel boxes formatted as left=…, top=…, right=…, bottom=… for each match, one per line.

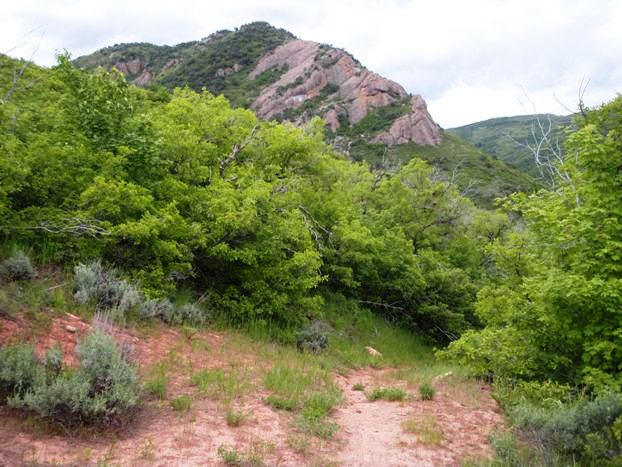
left=73, top=261, right=142, bottom=321
left=6, top=329, right=140, bottom=426
left=1, top=251, right=35, bottom=281
left=296, top=322, right=329, bottom=353
left=419, top=382, right=435, bottom=400
left=169, top=303, right=205, bottom=325
left=139, top=298, right=174, bottom=320
left=511, top=391, right=622, bottom=464
left=0, top=344, right=41, bottom=397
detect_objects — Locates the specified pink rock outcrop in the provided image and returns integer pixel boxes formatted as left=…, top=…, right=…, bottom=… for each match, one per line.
left=373, top=95, right=442, bottom=145
left=249, top=40, right=440, bottom=145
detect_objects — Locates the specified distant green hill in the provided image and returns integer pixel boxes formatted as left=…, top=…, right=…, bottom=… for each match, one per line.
left=448, top=114, right=573, bottom=178
left=347, top=133, right=539, bottom=208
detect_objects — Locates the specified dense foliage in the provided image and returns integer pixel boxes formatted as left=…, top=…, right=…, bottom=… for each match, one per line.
left=0, top=53, right=499, bottom=341
left=444, top=95, right=622, bottom=390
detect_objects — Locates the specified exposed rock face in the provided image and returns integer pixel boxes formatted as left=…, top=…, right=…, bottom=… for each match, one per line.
left=114, top=58, right=145, bottom=76
left=249, top=40, right=439, bottom=145
left=373, top=95, right=442, bottom=145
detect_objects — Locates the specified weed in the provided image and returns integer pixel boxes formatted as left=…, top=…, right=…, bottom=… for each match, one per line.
left=287, top=434, right=310, bottom=455
left=266, top=394, right=299, bottom=411
left=191, top=366, right=251, bottom=402
left=294, top=416, right=339, bottom=440
left=146, top=375, right=168, bottom=399
left=401, top=415, right=444, bottom=445
left=226, top=408, right=249, bottom=427
left=419, top=382, right=435, bottom=400
left=217, top=444, right=242, bottom=465
left=367, top=387, right=407, bottom=401
left=352, top=382, right=365, bottom=391
left=170, top=395, right=192, bottom=412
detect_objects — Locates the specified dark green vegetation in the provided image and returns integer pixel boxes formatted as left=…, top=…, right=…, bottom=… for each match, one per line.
left=73, top=21, right=294, bottom=108
left=448, top=114, right=573, bottom=178
left=0, top=53, right=499, bottom=343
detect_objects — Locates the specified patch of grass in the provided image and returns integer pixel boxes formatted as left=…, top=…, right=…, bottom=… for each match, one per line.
left=352, top=382, right=365, bottom=391
left=217, top=444, right=242, bottom=465
left=170, top=395, right=192, bottom=412
left=419, top=382, right=435, bottom=401
left=225, top=407, right=249, bottom=427
left=367, top=387, right=407, bottom=401
left=286, top=434, right=311, bottom=455
left=294, top=416, right=339, bottom=440
left=401, top=415, right=444, bottom=445
left=145, top=362, right=169, bottom=399
left=190, top=366, right=251, bottom=402
left=266, top=394, right=299, bottom=411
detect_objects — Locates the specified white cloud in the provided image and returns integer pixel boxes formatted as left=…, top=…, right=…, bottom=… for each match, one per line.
left=1, top=0, right=620, bottom=127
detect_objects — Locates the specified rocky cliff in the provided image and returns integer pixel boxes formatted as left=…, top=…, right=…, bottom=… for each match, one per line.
left=74, top=22, right=441, bottom=146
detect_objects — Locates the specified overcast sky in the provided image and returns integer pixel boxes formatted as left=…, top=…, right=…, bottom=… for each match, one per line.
left=1, top=0, right=621, bottom=127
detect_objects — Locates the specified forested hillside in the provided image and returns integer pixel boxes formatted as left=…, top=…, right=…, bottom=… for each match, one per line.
left=449, top=114, right=573, bottom=179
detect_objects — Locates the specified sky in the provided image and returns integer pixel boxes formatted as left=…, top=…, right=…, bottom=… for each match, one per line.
left=1, top=0, right=621, bottom=127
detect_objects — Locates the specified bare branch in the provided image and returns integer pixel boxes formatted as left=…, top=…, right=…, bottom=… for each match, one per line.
left=219, top=125, right=258, bottom=178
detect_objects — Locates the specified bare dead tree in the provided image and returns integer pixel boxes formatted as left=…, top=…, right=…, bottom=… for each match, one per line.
left=219, top=125, right=258, bottom=178
left=1, top=30, right=43, bottom=105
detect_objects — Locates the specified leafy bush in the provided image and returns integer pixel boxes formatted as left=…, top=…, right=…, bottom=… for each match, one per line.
left=5, top=329, right=140, bottom=426
left=296, top=322, right=329, bottom=353
left=1, top=251, right=35, bottom=281
left=419, top=382, right=435, bottom=401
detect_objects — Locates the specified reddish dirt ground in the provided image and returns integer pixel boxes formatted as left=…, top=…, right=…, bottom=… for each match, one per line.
left=0, top=313, right=504, bottom=466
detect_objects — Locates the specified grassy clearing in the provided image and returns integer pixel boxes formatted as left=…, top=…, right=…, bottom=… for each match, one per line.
left=190, top=366, right=252, bottom=403
left=401, top=414, right=444, bottom=445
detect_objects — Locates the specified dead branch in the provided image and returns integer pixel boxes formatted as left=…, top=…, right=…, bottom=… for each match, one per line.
left=219, top=125, right=258, bottom=178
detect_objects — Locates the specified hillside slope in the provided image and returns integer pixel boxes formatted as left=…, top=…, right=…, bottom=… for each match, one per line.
left=448, top=114, right=573, bottom=178
left=74, top=21, right=537, bottom=205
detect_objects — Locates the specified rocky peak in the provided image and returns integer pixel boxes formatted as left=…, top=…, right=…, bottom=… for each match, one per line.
left=249, top=39, right=440, bottom=145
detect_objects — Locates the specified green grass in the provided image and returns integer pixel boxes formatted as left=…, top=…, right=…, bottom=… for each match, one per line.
left=190, top=366, right=251, bottom=402
left=225, top=408, right=249, bottom=427
left=367, top=387, right=407, bottom=401
left=170, top=395, right=192, bottom=412
left=418, top=382, right=435, bottom=400
left=352, top=382, right=365, bottom=391
left=401, top=415, right=444, bottom=445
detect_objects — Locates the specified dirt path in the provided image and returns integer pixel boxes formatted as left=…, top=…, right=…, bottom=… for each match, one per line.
left=330, top=369, right=504, bottom=466
left=0, top=314, right=504, bottom=466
